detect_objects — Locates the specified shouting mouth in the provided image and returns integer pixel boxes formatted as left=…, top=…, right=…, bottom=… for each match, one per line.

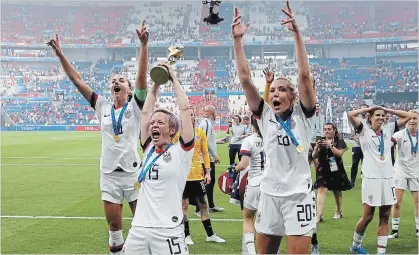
left=151, top=130, right=161, bottom=140
left=114, top=86, right=121, bottom=92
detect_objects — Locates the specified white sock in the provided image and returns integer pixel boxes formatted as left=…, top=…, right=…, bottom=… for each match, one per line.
left=351, top=231, right=364, bottom=249
left=244, top=232, right=256, bottom=254
left=392, top=217, right=400, bottom=231
left=415, top=216, right=419, bottom=231
left=377, top=235, right=388, bottom=254
left=109, top=230, right=124, bottom=252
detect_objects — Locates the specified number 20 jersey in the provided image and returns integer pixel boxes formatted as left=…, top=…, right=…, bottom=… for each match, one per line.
left=253, top=100, right=314, bottom=197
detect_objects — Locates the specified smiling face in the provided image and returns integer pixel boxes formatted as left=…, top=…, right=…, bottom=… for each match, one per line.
left=149, top=111, right=177, bottom=147
left=110, top=74, right=131, bottom=102
left=407, top=110, right=418, bottom=130
left=369, top=109, right=386, bottom=130
left=234, top=116, right=240, bottom=124
left=268, top=78, right=295, bottom=115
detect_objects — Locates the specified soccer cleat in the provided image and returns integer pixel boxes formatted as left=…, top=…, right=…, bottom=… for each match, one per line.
left=350, top=246, right=369, bottom=254
left=194, top=211, right=200, bottom=217
left=333, top=211, right=343, bottom=219
left=229, top=198, right=240, bottom=205
left=206, top=233, right=226, bottom=243
left=185, top=235, right=194, bottom=245
left=210, top=206, right=224, bottom=212
left=311, top=244, right=320, bottom=255
left=388, top=231, right=399, bottom=239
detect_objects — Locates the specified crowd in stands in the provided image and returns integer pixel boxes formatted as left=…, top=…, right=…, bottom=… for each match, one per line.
left=1, top=1, right=417, bottom=44
left=1, top=55, right=417, bottom=127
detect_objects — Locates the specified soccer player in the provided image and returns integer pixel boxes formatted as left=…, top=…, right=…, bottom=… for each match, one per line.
left=47, top=21, right=149, bottom=255
left=235, top=115, right=264, bottom=255
left=232, top=2, right=317, bottom=254
left=122, top=62, right=194, bottom=255
left=347, top=106, right=414, bottom=254
left=196, top=105, right=223, bottom=214
left=389, top=110, right=419, bottom=239
left=175, top=111, right=226, bottom=245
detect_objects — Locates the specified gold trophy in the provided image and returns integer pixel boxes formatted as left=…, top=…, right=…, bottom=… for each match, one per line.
left=150, top=45, right=185, bottom=85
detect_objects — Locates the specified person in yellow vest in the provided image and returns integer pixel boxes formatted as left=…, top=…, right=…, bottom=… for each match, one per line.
left=173, top=110, right=226, bottom=245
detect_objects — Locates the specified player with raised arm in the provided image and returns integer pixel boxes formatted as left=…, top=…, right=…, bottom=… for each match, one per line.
left=347, top=106, right=414, bottom=254
left=47, top=22, right=149, bottom=255
left=232, top=2, right=317, bottom=254
left=388, top=110, right=419, bottom=239
left=235, top=115, right=265, bottom=255
left=122, top=62, right=194, bottom=255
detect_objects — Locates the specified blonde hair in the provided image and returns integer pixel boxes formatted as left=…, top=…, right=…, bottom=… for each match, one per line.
left=263, top=77, right=299, bottom=106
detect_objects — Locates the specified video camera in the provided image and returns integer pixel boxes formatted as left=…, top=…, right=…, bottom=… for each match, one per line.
left=202, top=0, right=224, bottom=25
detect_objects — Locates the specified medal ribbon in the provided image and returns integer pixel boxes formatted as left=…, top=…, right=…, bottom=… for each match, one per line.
left=275, top=115, right=301, bottom=149
left=377, top=131, right=384, bottom=158
left=111, top=102, right=128, bottom=137
left=407, top=129, right=418, bottom=154
left=138, top=143, right=172, bottom=183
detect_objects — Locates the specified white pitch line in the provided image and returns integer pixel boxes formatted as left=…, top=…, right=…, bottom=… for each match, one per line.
left=0, top=215, right=243, bottom=222
left=3, top=156, right=98, bottom=160
left=2, top=164, right=97, bottom=166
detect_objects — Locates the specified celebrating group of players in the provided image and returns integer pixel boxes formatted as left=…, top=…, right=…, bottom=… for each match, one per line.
left=46, top=1, right=418, bottom=254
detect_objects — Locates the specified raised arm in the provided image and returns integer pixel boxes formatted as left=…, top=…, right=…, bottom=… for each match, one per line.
left=383, top=107, right=415, bottom=128
left=281, top=1, right=315, bottom=109
left=232, top=8, right=262, bottom=112
left=47, top=35, right=93, bottom=102
left=162, top=63, right=194, bottom=143
left=348, top=107, right=373, bottom=130
left=135, top=21, right=149, bottom=104
left=141, top=82, right=159, bottom=145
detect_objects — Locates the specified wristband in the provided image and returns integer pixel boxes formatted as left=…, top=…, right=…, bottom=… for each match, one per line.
left=135, top=88, right=147, bottom=101
left=263, top=81, right=272, bottom=103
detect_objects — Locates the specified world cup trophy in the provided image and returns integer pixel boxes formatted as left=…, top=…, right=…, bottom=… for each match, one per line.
left=150, top=45, right=185, bottom=85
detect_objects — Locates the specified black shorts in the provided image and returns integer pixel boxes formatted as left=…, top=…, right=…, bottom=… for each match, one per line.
left=182, top=180, right=206, bottom=200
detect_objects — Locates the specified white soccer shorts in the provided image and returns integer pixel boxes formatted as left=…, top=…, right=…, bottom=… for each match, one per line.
left=361, top=177, right=396, bottom=206
left=243, top=185, right=261, bottom=211
left=100, top=170, right=140, bottom=204
left=394, top=177, right=419, bottom=192
left=122, top=224, right=189, bottom=255
left=255, top=190, right=316, bottom=236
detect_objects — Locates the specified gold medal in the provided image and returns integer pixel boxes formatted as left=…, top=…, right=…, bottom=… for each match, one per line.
left=134, top=181, right=141, bottom=190
left=113, top=135, right=120, bottom=142
left=296, top=145, right=304, bottom=153
left=380, top=155, right=385, bottom=161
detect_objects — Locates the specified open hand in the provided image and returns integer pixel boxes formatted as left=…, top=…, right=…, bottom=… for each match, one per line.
left=281, top=1, right=299, bottom=32
left=231, top=7, right=250, bottom=39
left=263, top=67, right=274, bottom=83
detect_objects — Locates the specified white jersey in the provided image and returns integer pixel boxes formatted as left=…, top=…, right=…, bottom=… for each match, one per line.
left=131, top=138, right=194, bottom=228
left=240, top=133, right=264, bottom=187
left=353, top=117, right=368, bottom=148
left=93, top=93, right=142, bottom=173
left=393, top=129, right=419, bottom=178
left=254, top=101, right=314, bottom=197
left=358, top=122, right=397, bottom=178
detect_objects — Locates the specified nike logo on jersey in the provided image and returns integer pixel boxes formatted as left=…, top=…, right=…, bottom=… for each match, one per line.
left=104, top=114, right=110, bottom=117
left=301, top=223, right=309, bottom=227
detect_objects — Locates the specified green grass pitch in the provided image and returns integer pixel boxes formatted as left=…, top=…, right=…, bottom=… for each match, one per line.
left=1, top=132, right=418, bottom=254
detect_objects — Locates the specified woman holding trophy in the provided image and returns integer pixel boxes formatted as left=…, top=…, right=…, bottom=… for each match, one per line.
left=122, top=47, right=196, bottom=253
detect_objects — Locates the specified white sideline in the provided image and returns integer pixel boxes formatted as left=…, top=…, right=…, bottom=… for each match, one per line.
left=1, top=215, right=243, bottom=222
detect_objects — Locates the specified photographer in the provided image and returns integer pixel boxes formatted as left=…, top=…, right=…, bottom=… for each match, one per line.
left=312, top=123, right=352, bottom=223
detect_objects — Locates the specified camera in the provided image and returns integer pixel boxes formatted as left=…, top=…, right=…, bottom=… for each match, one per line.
left=202, top=0, right=224, bottom=25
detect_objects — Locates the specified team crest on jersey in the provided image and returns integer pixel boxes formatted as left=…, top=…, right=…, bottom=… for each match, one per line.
left=124, top=109, right=131, bottom=119
left=368, top=195, right=373, bottom=202
left=163, top=151, right=172, bottom=163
